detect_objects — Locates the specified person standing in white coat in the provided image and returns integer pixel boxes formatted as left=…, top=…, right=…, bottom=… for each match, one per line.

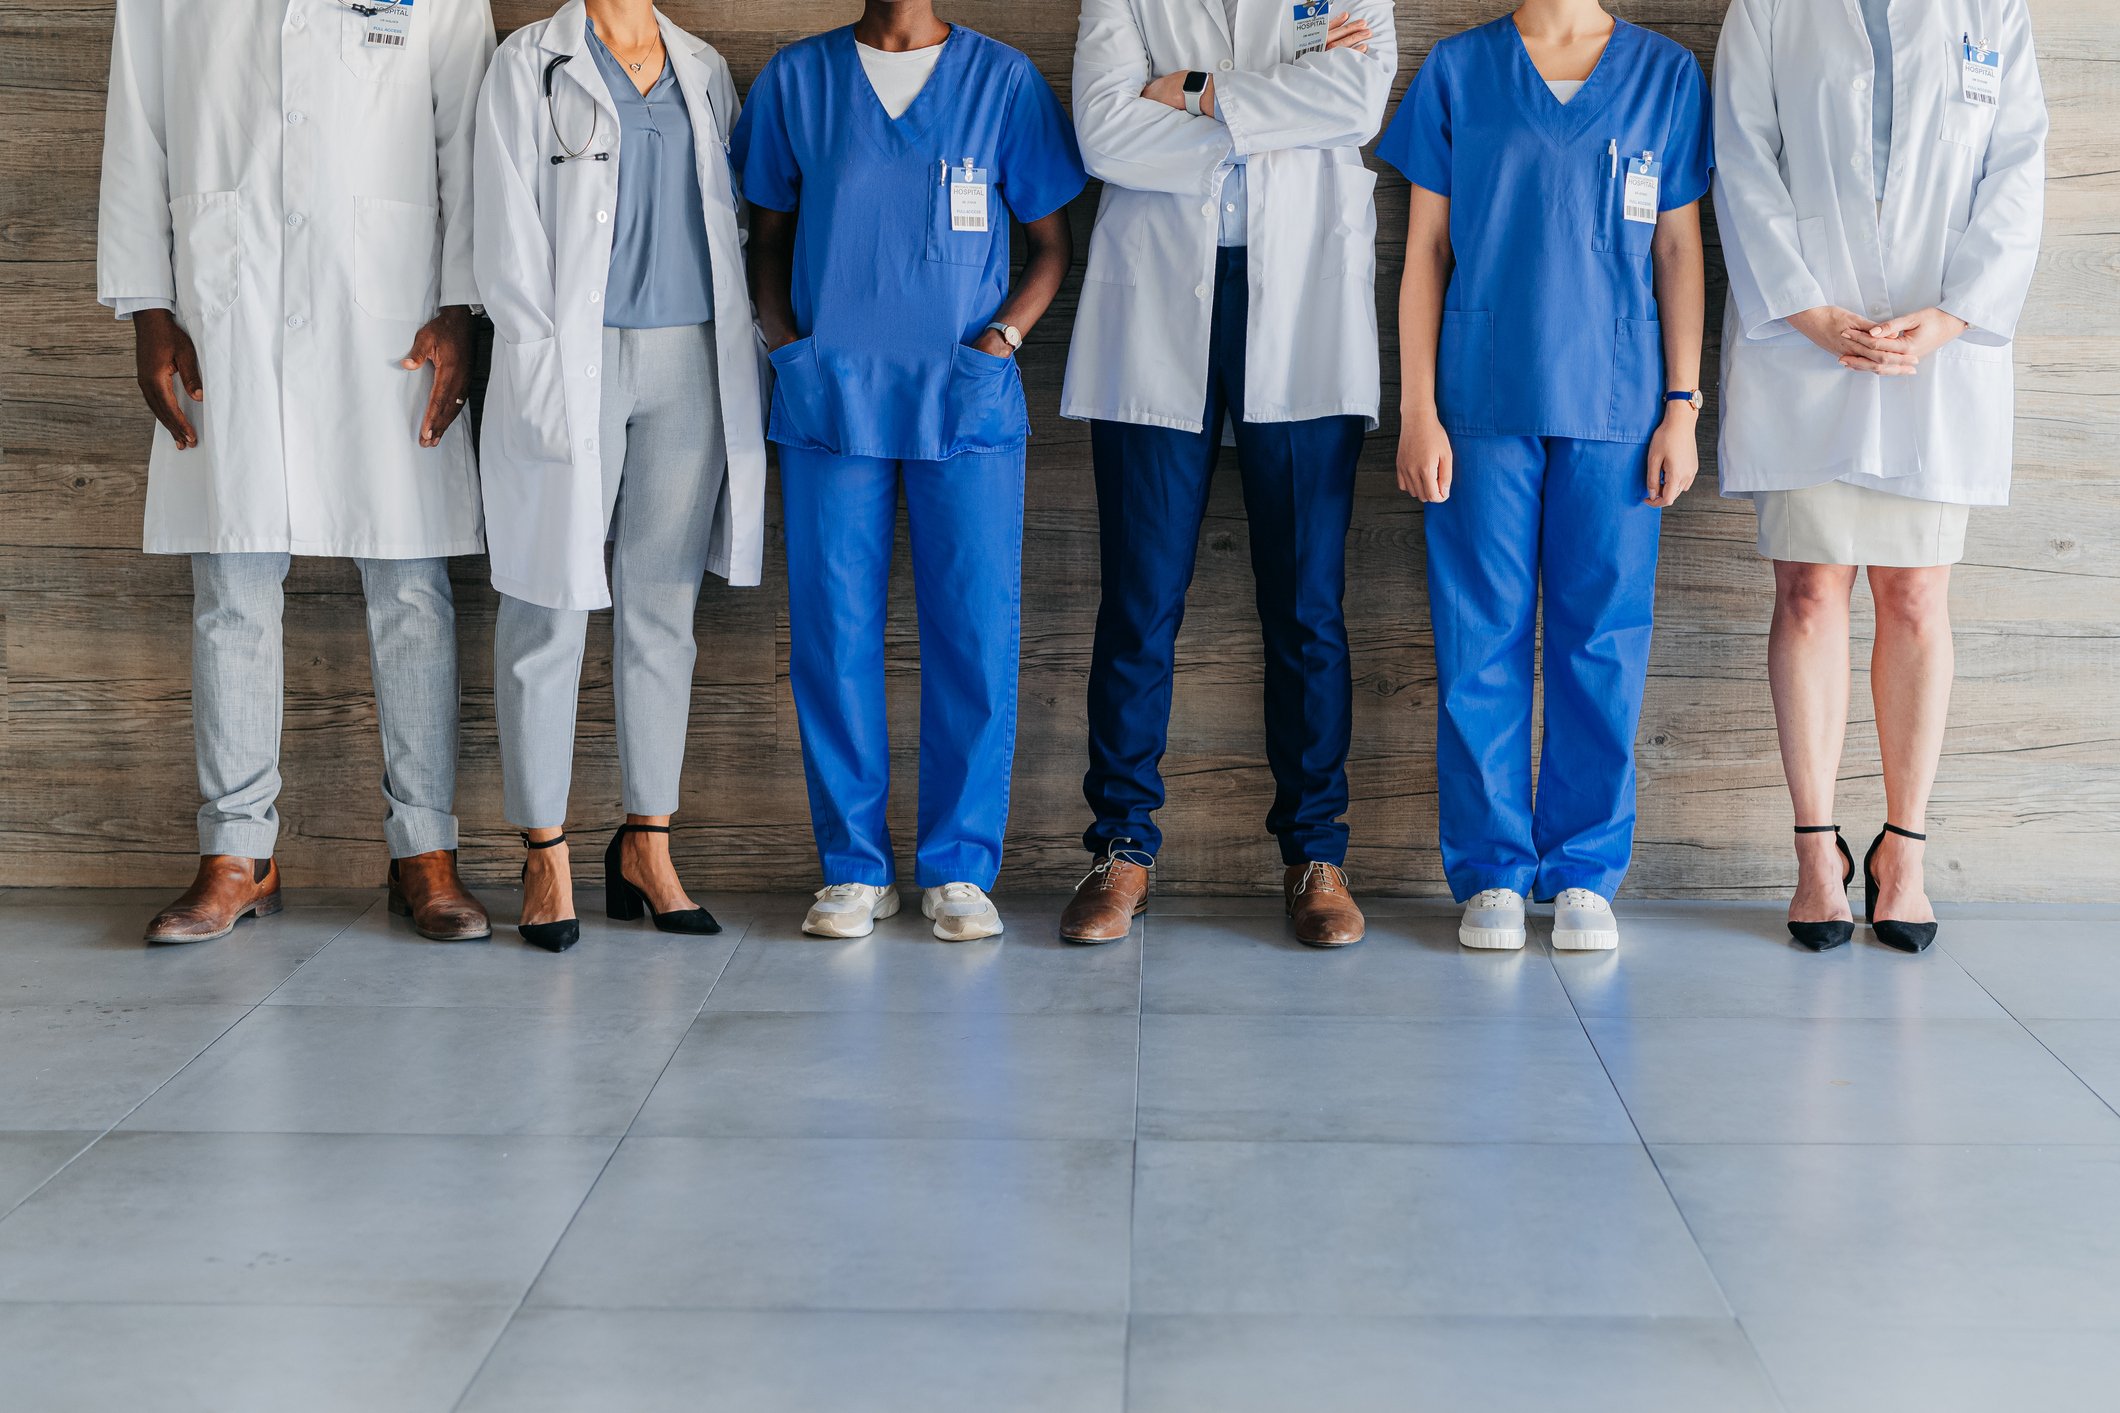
left=474, top=0, right=767, bottom=953
left=1058, top=0, right=1395, bottom=949
left=99, top=0, right=496, bottom=945
left=1714, top=0, right=2046, bottom=953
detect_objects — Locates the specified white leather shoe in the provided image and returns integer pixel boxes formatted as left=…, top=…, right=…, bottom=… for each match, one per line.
left=803, top=883, right=901, bottom=938
left=922, top=882, right=1003, bottom=941
left=1551, top=889, right=1620, bottom=951
left=1459, top=888, right=1528, bottom=950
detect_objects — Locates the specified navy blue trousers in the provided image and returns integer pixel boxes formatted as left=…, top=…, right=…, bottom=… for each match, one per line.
left=1082, top=247, right=1364, bottom=866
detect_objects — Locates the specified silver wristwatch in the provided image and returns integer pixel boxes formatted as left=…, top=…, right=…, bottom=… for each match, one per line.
left=985, top=321, right=1023, bottom=351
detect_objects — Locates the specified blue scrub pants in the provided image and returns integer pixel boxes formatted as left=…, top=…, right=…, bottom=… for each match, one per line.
left=1426, top=435, right=1662, bottom=902
left=1083, top=246, right=1364, bottom=867
left=780, top=444, right=1025, bottom=890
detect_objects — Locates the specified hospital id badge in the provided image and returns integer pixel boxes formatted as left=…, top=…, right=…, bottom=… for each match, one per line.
left=1290, top=1, right=1331, bottom=59
left=1960, top=38, right=2001, bottom=106
left=949, top=162, right=990, bottom=233
left=363, top=5, right=410, bottom=49
left=1623, top=153, right=1660, bottom=225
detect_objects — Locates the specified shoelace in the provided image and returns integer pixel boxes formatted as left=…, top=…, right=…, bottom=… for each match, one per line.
left=1075, top=847, right=1154, bottom=894
left=1555, top=888, right=1610, bottom=911
left=938, top=882, right=983, bottom=906
left=1292, top=862, right=1347, bottom=896
left=1470, top=888, right=1521, bottom=909
left=814, top=883, right=873, bottom=905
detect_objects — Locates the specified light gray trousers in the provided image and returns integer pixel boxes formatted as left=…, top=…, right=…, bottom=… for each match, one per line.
left=191, top=552, right=460, bottom=859
left=495, top=323, right=727, bottom=828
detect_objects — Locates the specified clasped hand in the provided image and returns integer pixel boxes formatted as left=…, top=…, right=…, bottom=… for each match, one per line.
left=1789, top=304, right=1969, bottom=376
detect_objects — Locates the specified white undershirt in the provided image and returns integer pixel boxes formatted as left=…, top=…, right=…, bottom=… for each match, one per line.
left=1545, top=78, right=1586, bottom=105
left=856, top=39, right=946, bottom=120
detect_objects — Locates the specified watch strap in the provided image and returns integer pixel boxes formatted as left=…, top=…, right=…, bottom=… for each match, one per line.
left=986, top=321, right=1023, bottom=350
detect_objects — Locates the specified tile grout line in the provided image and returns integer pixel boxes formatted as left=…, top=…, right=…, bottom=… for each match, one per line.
left=1935, top=938, right=2120, bottom=1126
left=443, top=900, right=749, bottom=1413
left=0, top=894, right=386, bottom=1230
left=1122, top=906, right=1147, bottom=1413
left=1552, top=928, right=1794, bottom=1409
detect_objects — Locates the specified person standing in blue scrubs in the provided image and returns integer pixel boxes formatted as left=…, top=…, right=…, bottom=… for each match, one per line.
left=1383, top=0, right=1711, bottom=952
left=732, top=1, right=1083, bottom=942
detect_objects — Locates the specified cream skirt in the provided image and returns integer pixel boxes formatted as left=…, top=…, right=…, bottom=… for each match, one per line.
left=1750, top=480, right=1970, bottom=567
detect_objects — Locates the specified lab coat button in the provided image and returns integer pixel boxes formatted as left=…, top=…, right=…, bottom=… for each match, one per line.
left=1200, top=203, right=1213, bottom=217
left=588, top=291, right=601, bottom=304
left=585, top=365, right=598, bottom=378
left=285, top=314, right=304, bottom=330
left=596, top=210, right=610, bottom=223
left=286, top=212, right=305, bottom=228
left=1849, top=153, right=1864, bottom=173
left=1194, top=284, right=1208, bottom=299
left=585, top=438, right=598, bottom=453
left=1852, top=75, right=1869, bottom=93
left=288, top=12, right=304, bottom=28
left=286, top=110, right=304, bottom=125
left=1218, top=59, right=1233, bottom=71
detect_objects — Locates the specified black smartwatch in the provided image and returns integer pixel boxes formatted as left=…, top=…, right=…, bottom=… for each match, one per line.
left=1181, top=70, right=1209, bottom=117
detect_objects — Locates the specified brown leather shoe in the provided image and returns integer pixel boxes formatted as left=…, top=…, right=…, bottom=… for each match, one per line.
left=145, top=856, right=282, bottom=945
left=387, top=849, right=492, bottom=941
left=1059, top=847, right=1152, bottom=944
left=1285, top=862, right=1365, bottom=947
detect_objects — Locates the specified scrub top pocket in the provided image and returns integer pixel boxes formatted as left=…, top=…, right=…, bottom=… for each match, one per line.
left=944, top=342, right=1030, bottom=455
left=1436, top=310, right=1495, bottom=435
left=1607, top=317, right=1665, bottom=441
left=927, top=164, right=997, bottom=268
left=766, top=337, right=839, bottom=452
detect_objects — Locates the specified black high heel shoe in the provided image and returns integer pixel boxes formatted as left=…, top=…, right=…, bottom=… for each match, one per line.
left=604, top=824, right=721, bottom=935
left=1864, top=824, right=1939, bottom=954
left=517, top=833, right=580, bottom=953
left=1788, top=824, right=1855, bottom=951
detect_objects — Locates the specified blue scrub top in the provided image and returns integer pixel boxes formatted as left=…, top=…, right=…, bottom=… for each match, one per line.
left=588, top=26, right=715, bottom=329
left=1378, top=18, right=1712, bottom=443
left=730, top=26, right=1086, bottom=461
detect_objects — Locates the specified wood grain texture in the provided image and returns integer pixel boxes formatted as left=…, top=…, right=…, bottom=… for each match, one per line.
left=2, top=0, right=2116, bottom=899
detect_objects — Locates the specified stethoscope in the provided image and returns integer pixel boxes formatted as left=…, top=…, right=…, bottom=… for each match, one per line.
left=543, top=47, right=728, bottom=167
left=544, top=55, right=611, bottom=165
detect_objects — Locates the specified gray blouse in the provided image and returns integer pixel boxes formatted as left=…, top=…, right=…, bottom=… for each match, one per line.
left=1857, top=0, right=1894, bottom=202
left=589, top=25, right=715, bottom=328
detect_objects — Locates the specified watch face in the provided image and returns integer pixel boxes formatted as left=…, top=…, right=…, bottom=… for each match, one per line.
left=1183, top=70, right=1208, bottom=92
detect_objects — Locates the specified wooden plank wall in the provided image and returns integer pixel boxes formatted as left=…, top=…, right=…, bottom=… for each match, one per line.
left=1, top=0, right=2115, bottom=898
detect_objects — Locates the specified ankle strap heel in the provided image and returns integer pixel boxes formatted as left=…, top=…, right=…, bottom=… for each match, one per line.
left=1863, top=824, right=1939, bottom=954
left=604, top=823, right=721, bottom=936
left=517, top=833, right=579, bottom=953
left=1788, top=825, right=1856, bottom=952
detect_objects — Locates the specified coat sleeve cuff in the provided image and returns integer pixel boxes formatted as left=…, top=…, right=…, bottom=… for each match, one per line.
left=1738, top=279, right=1827, bottom=341
left=1939, top=296, right=2017, bottom=348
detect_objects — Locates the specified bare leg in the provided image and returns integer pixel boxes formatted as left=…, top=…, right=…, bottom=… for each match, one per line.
left=619, top=813, right=699, bottom=914
left=521, top=828, right=575, bottom=927
left=1770, top=561, right=1858, bottom=924
left=1866, top=565, right=1953, bottom=925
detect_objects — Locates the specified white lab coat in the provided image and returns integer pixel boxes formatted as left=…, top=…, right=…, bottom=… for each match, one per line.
left=97, top=0, right=493, bottom=558
left=1713, top=0, right=2047, bottom=506
left=472, top=1, right=768, bottom=610
left=1063, top=0, right=1396, bottom=432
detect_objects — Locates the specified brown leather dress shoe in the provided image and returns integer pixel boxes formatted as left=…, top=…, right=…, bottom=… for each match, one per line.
left=145, top=856, right=282, bottom=945
left=387, top=849, right=492, bottom=941
left=1059, top=848, right=1152, bottom=944
left=1285, top=862, right=1365, bottom=947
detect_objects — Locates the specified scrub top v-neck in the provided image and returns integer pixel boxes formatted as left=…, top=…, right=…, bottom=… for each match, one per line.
left=588, top=25, right=715, bottom=329
left=730, top=25, right=1086, bottom=462
left=1378, top=16, right=1712, bottom=443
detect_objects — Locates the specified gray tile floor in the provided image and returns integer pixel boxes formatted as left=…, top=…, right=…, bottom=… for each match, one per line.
left=0, top=888, right=2116, bottom=1411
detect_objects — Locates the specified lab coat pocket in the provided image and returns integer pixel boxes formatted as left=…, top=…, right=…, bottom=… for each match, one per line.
left=1327, top=163, right=1379, bottom=277
left=766, top=337, right=837, bottom=452
left=1608, top=317, right=1666, bottom=441
left=927, top=170, right=996, bottom=268
left=1435, top=311, right=1494, bottom=434
left=1938, top=102, right=1993, bottom=152
left=492, top=336, right=572, bottom=466
left=353, top=197, right=441, bottom=324
left=946, top=343, right=1030, bottom=455
left=170, top=191, right=241, bottom=319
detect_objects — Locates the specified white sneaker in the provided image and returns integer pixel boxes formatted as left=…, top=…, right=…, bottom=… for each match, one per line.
left=1551, top=889, right=1619, bottom=951
left=921, top=882, right=1004, bottom=942
left=1459, top=888, right=1528, bottom=950
left=803, top=883, right=901, bottom=938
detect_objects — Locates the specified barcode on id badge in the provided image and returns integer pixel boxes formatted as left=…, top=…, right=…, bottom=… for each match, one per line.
left=1967, top=89, right=1995, bottom=105
left=367, top=31, right=406, bottom=46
